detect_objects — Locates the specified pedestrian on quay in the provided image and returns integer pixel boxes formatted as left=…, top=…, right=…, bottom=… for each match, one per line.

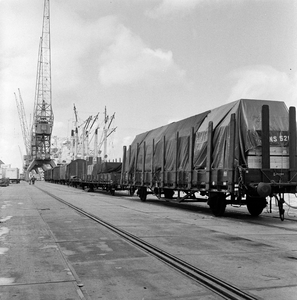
left=31, top=176, right=36, bottom=185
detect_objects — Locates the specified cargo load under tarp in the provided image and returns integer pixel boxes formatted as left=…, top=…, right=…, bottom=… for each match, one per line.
left=93, top=162, right=122, bottom=174
left=126, top=99, right=289, bottom=173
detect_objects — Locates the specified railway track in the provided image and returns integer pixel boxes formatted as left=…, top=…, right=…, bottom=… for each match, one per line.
left=37, top=186, right=260, bottom=300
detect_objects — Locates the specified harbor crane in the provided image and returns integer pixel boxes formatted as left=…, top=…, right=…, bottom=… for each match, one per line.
left=28, top=0, right=55, bottom=172
left=14, top=89, right=31, bottom=171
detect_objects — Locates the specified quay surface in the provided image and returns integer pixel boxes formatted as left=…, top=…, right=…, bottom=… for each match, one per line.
left=0, top=182, right=223, bottom=300
left=0, top=181, right=297, bottom=299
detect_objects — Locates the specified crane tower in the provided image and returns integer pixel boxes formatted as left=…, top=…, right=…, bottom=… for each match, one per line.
left=28, top=0, right=55, bottom=172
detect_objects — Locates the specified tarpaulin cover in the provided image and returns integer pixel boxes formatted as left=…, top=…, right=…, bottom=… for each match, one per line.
left=92, top=162, right=122, bottom=174
left=125, top=99, right=289, bottom=173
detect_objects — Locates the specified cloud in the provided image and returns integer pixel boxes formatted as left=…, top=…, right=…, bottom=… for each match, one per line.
left=146, top=0, right=205, bottom=18
left=51, top=12, right=187, bottom=89
left=98, top=22, right=186, bottom=87
left=227, top=66, right=297, bottom=107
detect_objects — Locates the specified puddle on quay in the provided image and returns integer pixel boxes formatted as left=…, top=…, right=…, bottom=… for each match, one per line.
left=97, top=242, right=113, bottom=252
left=0, top=247, right=9, bottom=255
left=1, top=201, right=12, bottom=209
left=0, top=278, right=15, bottom=285
left=0, top=216, right=12, bottom=223
left=40, top=245, right=58, bottom=250
left=62, top=249, right=76, bottom=255
left=0, top=227, right=9, bottom=237
left=64, top=268, right=73, bottom=276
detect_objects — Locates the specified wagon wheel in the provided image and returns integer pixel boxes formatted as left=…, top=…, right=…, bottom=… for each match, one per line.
left=152, top=187, right=162, bottom=199
left=87, top=185, right=94, bottom=193
left=208, top=193, right=226, bottom=216
left=129, top=187, right=135, bottom=196
left=246, top=196, right=266, bottom=217
left=138, top=187, right=147, bottom=202
left=163, top=189, right=174, bottom=199
left=276, top=195, right=285, bottom=221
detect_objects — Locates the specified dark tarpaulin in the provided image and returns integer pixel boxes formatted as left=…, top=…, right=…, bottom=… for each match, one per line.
left=194, top=99, right=289, bottom=168
left=126, top=111, right=210, bottom=173
left=93, top=162, right=122, bottom=174
left=126, top=99, right=289, bottom=174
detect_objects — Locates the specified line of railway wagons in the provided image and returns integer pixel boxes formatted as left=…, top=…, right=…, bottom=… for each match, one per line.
left=44, top=99, right=297, bottom=220
left=44, top=159, right=123, bottom=195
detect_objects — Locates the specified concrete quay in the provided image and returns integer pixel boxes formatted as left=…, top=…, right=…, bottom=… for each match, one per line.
left=0, top=182, right=225, bottom=300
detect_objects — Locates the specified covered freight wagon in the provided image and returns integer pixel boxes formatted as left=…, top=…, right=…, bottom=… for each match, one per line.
left=52, top=166, right=61, bottom=183
left=66, top=159, right=87, bottom=187
left=59, top=164, right=67, bottom=184
left=89, top=161, right=122, bottom=194
left=43, top=168, right=53, bottom=181
left=121, top=99, right=297, bottom=219
left=51, top=164, right=67, bottom=184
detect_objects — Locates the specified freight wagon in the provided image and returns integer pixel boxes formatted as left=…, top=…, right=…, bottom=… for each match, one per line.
left=52, top=166, right=61, bottom=183
left=44, top=168, right=53, bottom=182
left=43, top=99, right=297, bottom=220
left=88, top=161, right=122, bottom=195
left=44, top=160, right=123, bottom=195
left=65, top=159, right=87, bottom=187
left=121, top=99, right=297, bottom=220
left=51, top=164, right=67, bottom=184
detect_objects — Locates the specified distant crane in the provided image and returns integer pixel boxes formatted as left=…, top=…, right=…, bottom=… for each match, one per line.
left=28, top=0, right=55, bottom=172
left=15, top=89, right=30, bottom=155
left=71, top=104, right=94, bottom=160
left=70, top=105, right=116, bottom=162
left=100, top=107, right=117, bottom=161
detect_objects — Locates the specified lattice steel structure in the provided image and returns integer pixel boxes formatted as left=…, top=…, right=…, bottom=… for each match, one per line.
left=29, top=0, right=55, bottom=172
left=15, top=89, right=30, bottom=156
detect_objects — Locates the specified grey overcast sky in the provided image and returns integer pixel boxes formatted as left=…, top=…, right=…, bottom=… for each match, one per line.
left=1, top=0, right=296, bottom=169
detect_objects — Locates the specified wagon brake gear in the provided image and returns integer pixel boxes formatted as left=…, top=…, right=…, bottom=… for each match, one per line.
left=177, top=191, right=197, bottom=203
left=137, top=187, right=147, bottom=201
left=273, top=194, right=285, bottom=221
left=129, top=186, right=136, bottom=196
left=238, top=166, right=247, bottom=191
left=278, top=194, right=285, bottom=221
left=208, top=193, right=226, bottom=217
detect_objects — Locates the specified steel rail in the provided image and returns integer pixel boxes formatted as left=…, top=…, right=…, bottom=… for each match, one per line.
left=37, top=187, right=259, bottom=300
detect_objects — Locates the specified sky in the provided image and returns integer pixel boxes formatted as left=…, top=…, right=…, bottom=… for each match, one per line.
left=0, top=0, right=297, bottom=170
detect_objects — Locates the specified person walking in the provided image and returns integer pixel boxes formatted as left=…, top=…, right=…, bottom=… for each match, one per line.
left=31, top=176, right=36, bottom=185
